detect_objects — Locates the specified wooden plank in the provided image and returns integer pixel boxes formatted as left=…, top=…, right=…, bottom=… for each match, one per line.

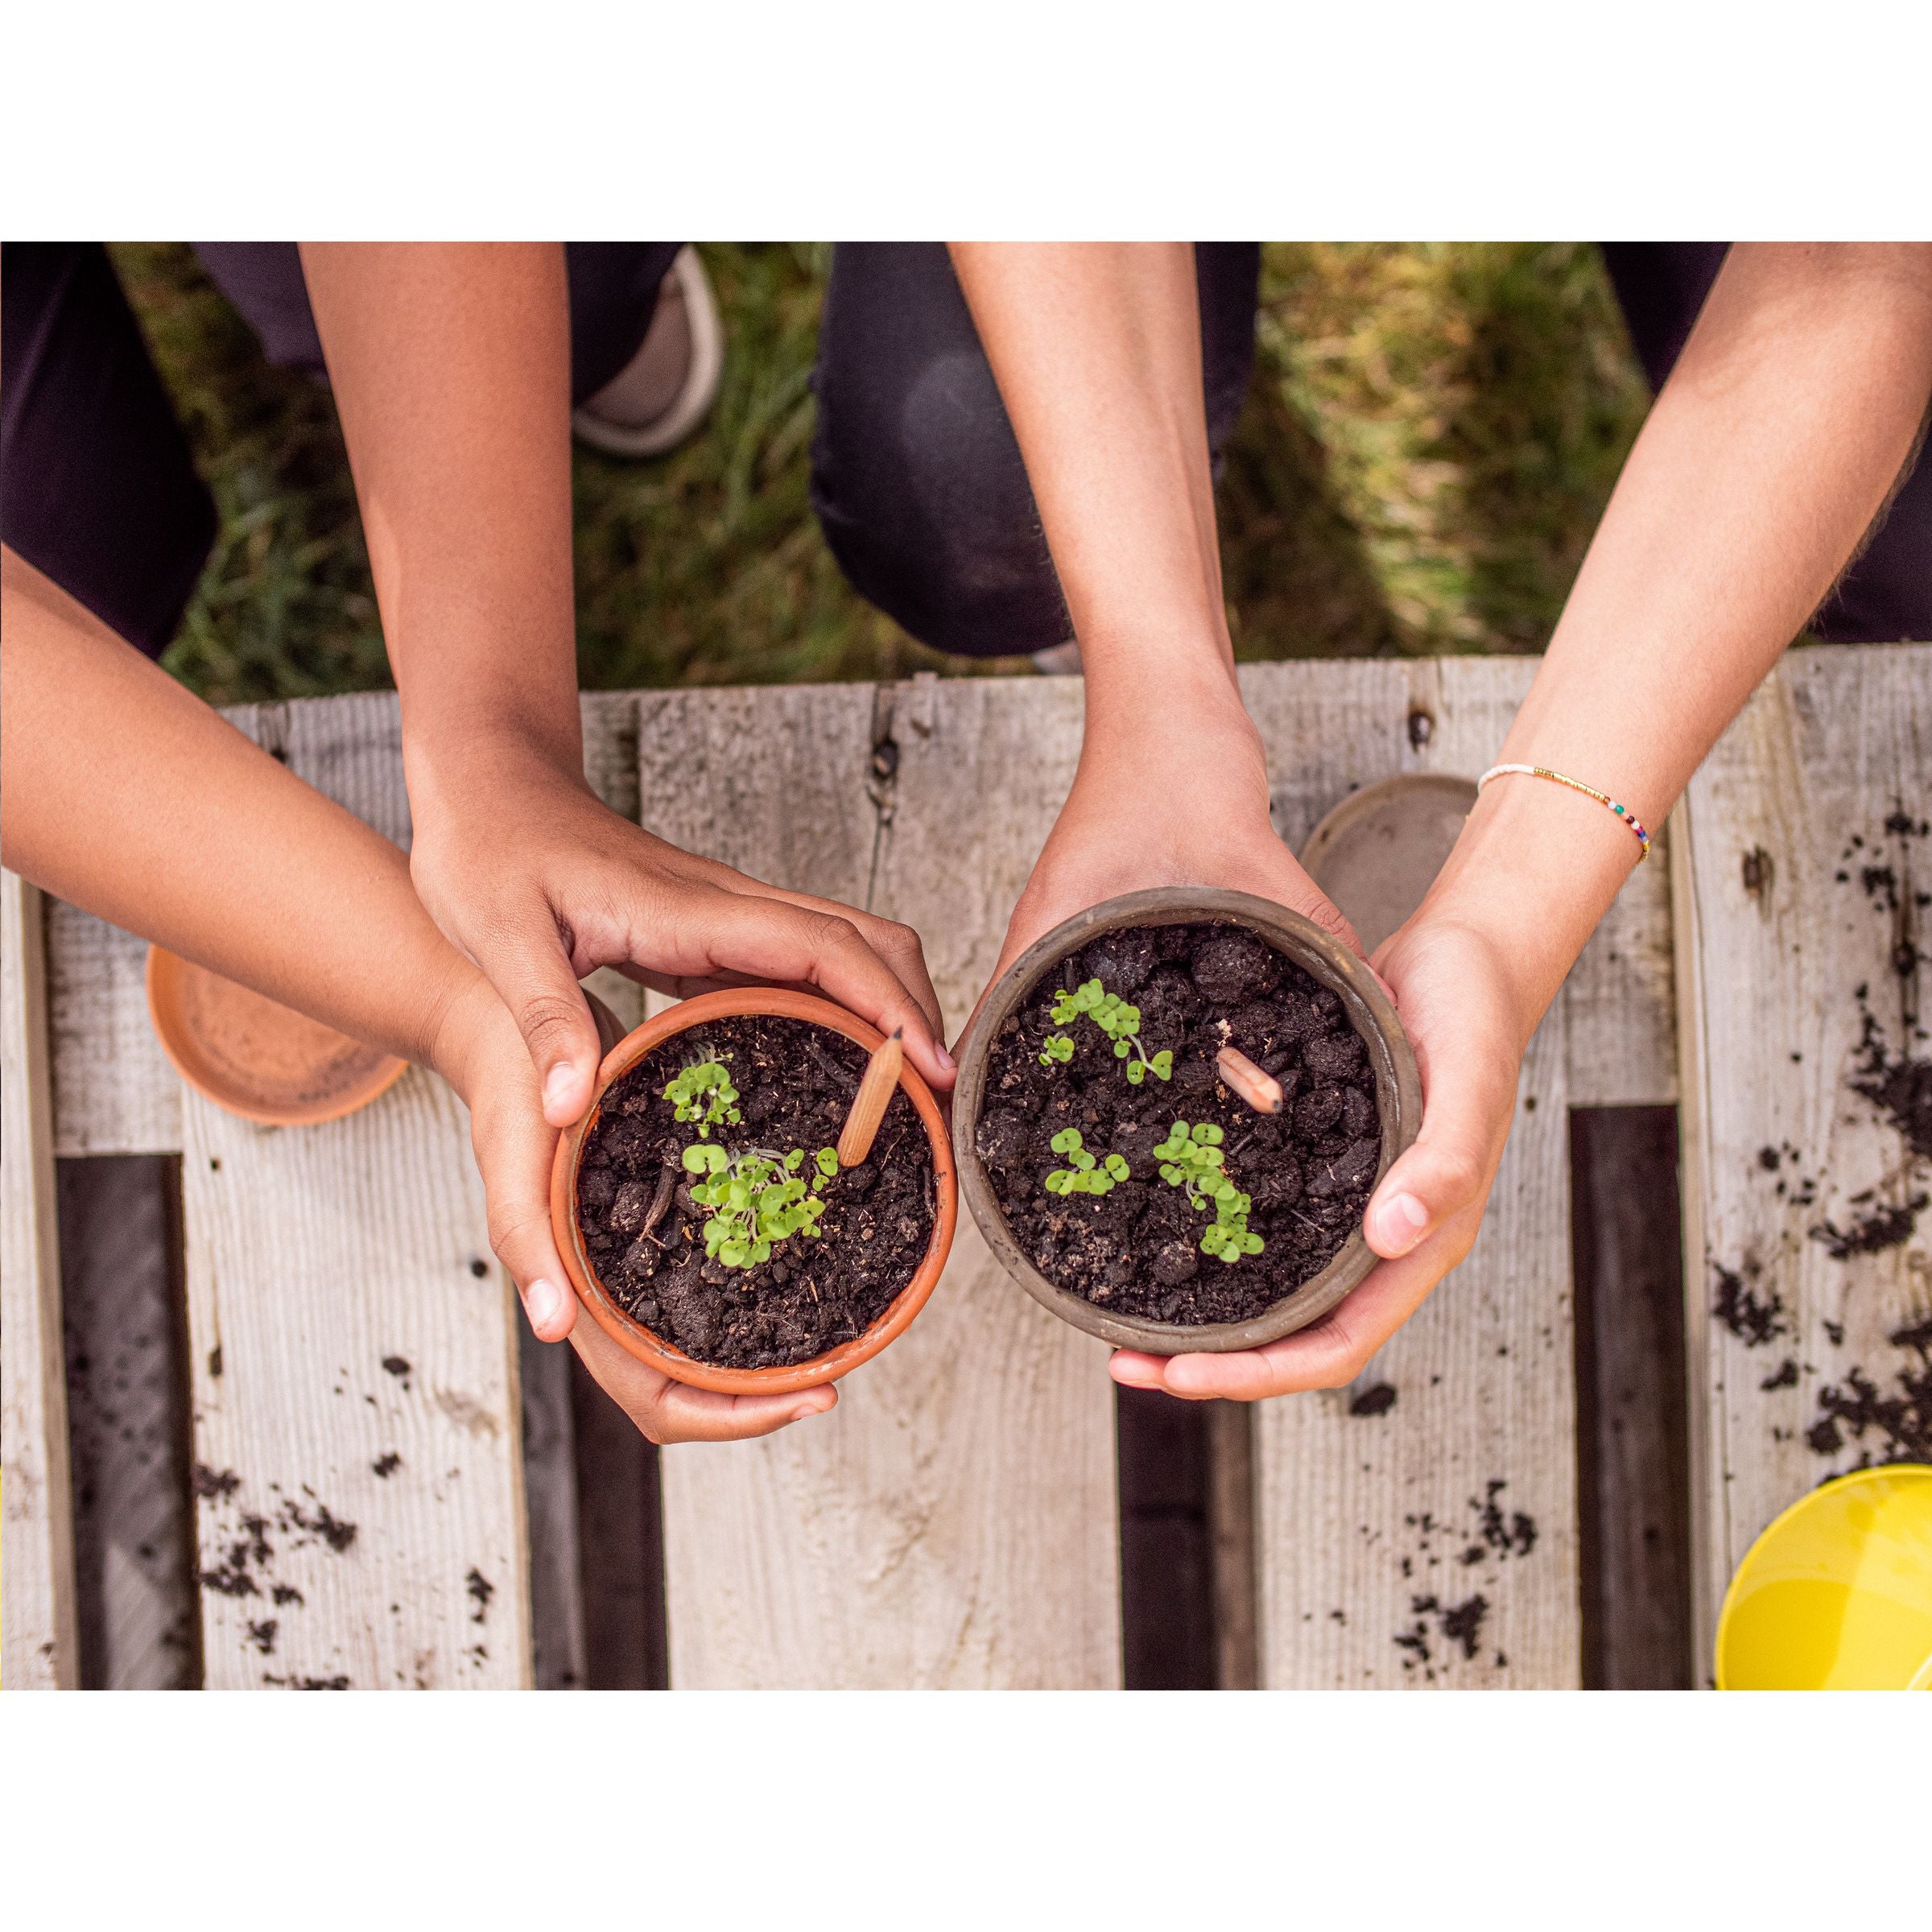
left=2, top=870, right=81, bottom=1688
left=1245, top=658, right=1584, bottom=1686
left=1673, top=643, right=1932, bottom=1680
left=650, top=679, right=1122, bottom=1687
left=177, top=694, right=532, bottom=1689
left=40, top=664, right=1674, bottom=1154
left=46, top=900, right=180, bottom=1158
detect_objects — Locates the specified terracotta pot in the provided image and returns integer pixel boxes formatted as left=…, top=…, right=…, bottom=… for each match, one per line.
left=549, top=988, right=957, bottom=1394
left=952, top=886, right=1422, bottom=1355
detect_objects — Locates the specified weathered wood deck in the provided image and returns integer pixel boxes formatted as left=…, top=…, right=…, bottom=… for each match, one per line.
left=4, top=646, right=1926, bottom=1690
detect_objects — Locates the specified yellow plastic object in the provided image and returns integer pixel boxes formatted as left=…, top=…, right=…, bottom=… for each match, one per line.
left=1715, top=1465, right=1932, bottom=1690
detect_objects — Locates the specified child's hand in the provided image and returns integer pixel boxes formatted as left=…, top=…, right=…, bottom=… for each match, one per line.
left=430, top=974, right=836, bottom=1443
left=409, top=733, right=952, bottom=1131
left=1109, top=910, right=1533, bottom=1401
left=987, top=681, right=1360, bottom=1000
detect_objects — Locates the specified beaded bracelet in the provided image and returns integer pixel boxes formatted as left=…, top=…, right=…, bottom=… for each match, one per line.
left=1476, top=763, right=1652, bottom=862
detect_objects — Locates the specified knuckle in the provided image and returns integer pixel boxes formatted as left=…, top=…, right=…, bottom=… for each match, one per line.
left=1430, top=1147, right=1488, bottom=1208
left=518, top=990, right=586, bottom=1055
left=799, top=908, right=862, bottom=956
left=868, top=916, right=924, bottom=962
left=485, top=1202, right=548, bottom=1266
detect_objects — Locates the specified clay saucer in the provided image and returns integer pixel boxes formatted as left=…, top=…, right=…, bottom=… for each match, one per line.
left=1299, top=773, right=1479, bottom=955
left=146, top=947, right=407, bottom=1127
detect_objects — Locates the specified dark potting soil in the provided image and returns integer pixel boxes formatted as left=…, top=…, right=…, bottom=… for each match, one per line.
left=975, top=920, right=1382, bottom=1326
left=576, top=1014, right=936, bottom=1371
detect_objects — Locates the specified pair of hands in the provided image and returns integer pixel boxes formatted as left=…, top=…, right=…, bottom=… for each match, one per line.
left=422, top=689, right=1542, bottom=1443
left=988, top=683, right=1534, bottom=1404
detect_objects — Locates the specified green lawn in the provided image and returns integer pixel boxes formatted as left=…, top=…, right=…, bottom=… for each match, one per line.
left=111, top=243, right=1653, bottom=708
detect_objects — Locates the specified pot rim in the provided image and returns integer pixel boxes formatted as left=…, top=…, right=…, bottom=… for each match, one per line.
left=548, top=987, right=957, bottom=1394
left=951, top=886, right=1422, bottom=1354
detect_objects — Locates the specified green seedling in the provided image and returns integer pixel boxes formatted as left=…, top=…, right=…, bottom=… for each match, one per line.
left=681, top=1141, right=840, bottom=1269
left=1038, top=1032, right=1075, bottom=1067
left=1043, top=1127, right=1131, bottom=1197
left=1047, top=978, right=1173, bottom=1085
left=1154, top=1119, right=1226, bottom=1206
left=663, top=1056, right=741, bottom=1139
left=1154, top=1120, right=1265, bottom=1264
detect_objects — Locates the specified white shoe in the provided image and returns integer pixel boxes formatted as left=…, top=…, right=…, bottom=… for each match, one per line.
left=1030, top=641, right=1083, bottom=675
left=572, top=246, right=724, bottom=459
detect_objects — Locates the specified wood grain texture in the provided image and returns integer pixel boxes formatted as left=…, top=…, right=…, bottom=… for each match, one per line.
left=177, top=695, right=531, bottom=1689
left=1672, top=644, right=1932, bottom=1677
left=2, top=871, right=82, bottom=1687
left=1245, top=659, right=1584, bottom=1686
left=649, top=679, right=1121, bottom=1687
left=46, top=899, right=180, bottom=1158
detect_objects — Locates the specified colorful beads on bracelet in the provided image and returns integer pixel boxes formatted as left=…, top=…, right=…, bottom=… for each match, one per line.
left=1476, top=762, right=1652, bottom=862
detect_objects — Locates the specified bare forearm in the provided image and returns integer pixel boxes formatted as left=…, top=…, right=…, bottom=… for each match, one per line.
left=948, top=243, right=1238, bottom=729
left=299, top=242, right=583, bottom=793
left=1, top=547, right=478, bottom=1071
left=1430, top=242, right=1932, bottom=1020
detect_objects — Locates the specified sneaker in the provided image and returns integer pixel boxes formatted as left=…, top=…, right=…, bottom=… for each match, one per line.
left=1031, top=641, right=1083, bottom=675
left=572, top=245, right=724, bottom=458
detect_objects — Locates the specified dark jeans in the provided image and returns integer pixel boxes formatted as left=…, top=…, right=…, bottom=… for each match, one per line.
left=0, top=242, right=679, bottom=656
left=811, top=242, right=1264, bottom=658
left=6, top=243, right=1927, bottom=664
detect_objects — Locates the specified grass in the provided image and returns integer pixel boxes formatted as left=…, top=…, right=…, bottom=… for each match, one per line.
left=110, top=243, right=1653, bottom=707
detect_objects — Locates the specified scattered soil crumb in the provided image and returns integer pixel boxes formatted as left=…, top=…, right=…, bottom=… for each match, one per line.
left=1395, top=1592, right=1491, bottom=1670
left=1803, top=1318, right=1932, bottom=1468
left=1712, top=1262, right=1787, bottom=1346
left=1759, top=1357, right=1798, bottom=1391
left=1349, top=1382, right=1397, bottom=1418
left=1809, top=1195, right=1926, bottom=1259
left=466, top=1567, right=495, bottom=1624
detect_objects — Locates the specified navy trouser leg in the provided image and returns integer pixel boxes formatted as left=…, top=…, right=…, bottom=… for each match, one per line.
left=811, top=243, right=1261, bottom=658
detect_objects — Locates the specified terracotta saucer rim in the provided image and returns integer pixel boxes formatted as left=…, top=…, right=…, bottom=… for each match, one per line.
left=144, top=944, right=410, bottom=1128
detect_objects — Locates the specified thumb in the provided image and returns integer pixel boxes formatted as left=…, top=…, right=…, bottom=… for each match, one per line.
left=469, top=1063, right=582, bottom=1345
left=475, top=914, right=605, bottom=1129
left=492, top=1196, right=580, bottom=1346
left=1363, top=1030, right=1516, bottom=1261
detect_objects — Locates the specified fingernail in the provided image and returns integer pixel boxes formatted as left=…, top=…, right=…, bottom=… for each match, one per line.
left=935, top=1043, right=956, bottom=1074
left=791, top=1402, right=826, bottom=1423
left=526, top=1278, right=564, bottom=1331
left=1375, top=1192, right=1430, bottom=1254
left=543, top=1064, right=577, bottom=1113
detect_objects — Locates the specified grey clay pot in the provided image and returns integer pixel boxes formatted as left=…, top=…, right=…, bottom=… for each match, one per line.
left=952, top=886, right=1422, bottom=1355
